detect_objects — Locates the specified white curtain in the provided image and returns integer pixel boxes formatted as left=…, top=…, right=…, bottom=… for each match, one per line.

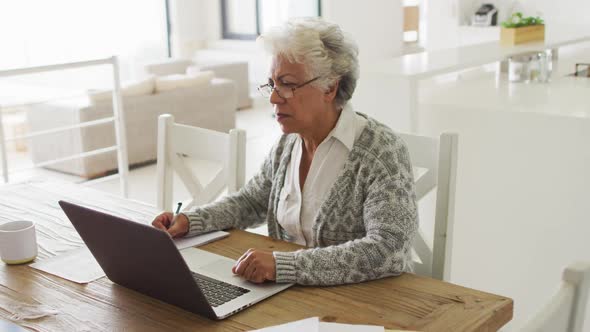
left=0, top=0, right=168, bottom=80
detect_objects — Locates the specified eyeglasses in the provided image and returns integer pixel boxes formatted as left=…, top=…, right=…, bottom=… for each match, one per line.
left=257, top=76, right=320, bottom=99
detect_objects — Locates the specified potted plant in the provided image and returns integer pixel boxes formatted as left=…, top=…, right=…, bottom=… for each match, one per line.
left=500, top=12, right=545, bottom=46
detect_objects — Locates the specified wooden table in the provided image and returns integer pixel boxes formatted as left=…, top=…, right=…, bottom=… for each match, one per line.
left=0, top=180, right=513, bottom=331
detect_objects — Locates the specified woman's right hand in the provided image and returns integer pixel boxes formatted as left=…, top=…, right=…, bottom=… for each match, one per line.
left=151, top=212, right=189, bottom=238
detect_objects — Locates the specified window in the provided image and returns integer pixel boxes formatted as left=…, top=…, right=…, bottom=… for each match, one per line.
left=221, top=0, right=259, bottom=39
left=0, top=0, right=169, bottom=79
left=221, top=0, right=321, bottom=40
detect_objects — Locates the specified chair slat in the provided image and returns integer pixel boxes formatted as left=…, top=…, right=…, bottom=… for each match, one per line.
left=414, top=169, right=437, bottom=200
left=522, top=261, right=590, bottom=332
left=156, top=114, right=246, bottom=212
left=170, top=153, right=204, bottom=199
left=171, top=123, right=230, bottom=163
left=194, top=168, right=227, bottom=206
left=413, top=229, right=433, bottom=277
left=400, top=132, right=458, bottom=281
left=398, top=133, right=439, bottom=169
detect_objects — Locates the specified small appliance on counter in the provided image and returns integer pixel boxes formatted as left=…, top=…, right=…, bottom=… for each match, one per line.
left=472, top=4, right=498, bottom=27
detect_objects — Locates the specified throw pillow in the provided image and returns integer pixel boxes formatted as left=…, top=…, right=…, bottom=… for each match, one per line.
left=122, top=76, right=155, bottom=97
left=185, top=65, right=202, bottom=76
left=154, top=71, right=214, bottom=93
left=87, top=76, right=156, bottom=105
left=87, top=89, right=113, bottom=104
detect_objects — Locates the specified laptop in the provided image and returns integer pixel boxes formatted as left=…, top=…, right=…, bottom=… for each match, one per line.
left=58, top=200, right=294, bottom=320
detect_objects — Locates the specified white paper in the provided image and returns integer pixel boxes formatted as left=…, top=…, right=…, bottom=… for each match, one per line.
left=250, top=318, right=388, bottom=332
left=251, top=317, right=319, bottom=332
left=173, top=231, right=229, bottom=250
left=31, top=231, right=229, bottom=284
left=30, top=247, right=104, bottom=283
left=320, top=322, right=384, bottom=332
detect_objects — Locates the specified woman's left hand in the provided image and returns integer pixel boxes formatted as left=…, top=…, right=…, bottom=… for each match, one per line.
left=232, top=248, right=276, bottom=283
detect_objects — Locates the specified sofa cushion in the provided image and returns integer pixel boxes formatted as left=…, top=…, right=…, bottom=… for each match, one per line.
left=87, top=89, right=112, bottom=104
left=144, top=59, right=192, bottom=76
left=88, top=77, right=155, bottom=104
left=122, top=76, right=156, bottom=96
left=186, top=65, right=202, bottom=76
left=155, top=71, right=214, bottom=93
left=28, top=78, right=238, bottom=178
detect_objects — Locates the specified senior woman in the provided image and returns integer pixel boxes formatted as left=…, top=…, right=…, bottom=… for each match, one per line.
left=152, top=17, right=418, bottom=286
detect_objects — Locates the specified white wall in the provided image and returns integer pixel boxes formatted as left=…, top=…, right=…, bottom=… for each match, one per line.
left=418, top=104, right=590, bottom=331
left=321, top=0, right=405, bottom=121
left=168, top=0, right=209, bottom=58
left=424, top=0, right=590, bottom=50
left=165, top=0, right=590, bottom=66
left=170, top=0, right=404, bottom=60
left=1, top=0, right=168, bottom=83
left=167, top=0, right=404, bottom=83
left=424, top=0, right=460, bottom=50
left=321, top=0, right=403, bottom=64
left=488, top=0, right=590, bottom=27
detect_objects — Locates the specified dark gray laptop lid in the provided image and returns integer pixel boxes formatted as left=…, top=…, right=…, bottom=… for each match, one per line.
left=58, top=200, right=217, bottom=319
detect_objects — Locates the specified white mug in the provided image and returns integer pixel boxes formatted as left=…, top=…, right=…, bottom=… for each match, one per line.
left=0, top=220, right=38, bottom=265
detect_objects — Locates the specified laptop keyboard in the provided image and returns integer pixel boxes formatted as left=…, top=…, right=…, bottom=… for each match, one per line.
left=191, top=272, right=250, bottom=307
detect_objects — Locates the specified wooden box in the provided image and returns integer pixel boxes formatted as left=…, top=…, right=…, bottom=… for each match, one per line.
left=500, top=25, right=545, bottom=46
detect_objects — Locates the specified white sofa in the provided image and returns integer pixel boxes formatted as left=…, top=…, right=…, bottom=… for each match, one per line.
left=144, top=59, right=252, bottom=109
left=27, top=78, right=237, bottom=178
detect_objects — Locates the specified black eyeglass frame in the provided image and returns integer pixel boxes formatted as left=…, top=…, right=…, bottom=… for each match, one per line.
left=257, top=76, right=321, bottom=99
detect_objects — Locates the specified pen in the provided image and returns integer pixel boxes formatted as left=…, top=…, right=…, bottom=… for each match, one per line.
left=169, top=202, right=182, bottom=229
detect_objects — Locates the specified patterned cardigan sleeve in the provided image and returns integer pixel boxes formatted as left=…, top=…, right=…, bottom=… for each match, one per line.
left=273, top=143, right=419, bottom=285
left=181, top=141, right=279, bottom=237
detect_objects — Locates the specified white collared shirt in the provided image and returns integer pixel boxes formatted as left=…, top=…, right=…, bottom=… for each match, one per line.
left=276, top=105, right=368, bottom=247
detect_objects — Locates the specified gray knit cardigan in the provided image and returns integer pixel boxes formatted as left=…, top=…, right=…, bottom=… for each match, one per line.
left=183, top=114, right=418, bottom=286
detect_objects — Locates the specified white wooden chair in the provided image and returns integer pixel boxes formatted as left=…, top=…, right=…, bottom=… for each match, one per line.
left=156, top=114, right=246, bottom=211
left=521, top=262, right=590, bottom=332
left=399, top=132, right=458, bottom=281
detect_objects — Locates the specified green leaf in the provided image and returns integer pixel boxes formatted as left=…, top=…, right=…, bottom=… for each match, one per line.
left=501, top=12, right=544, bottom=28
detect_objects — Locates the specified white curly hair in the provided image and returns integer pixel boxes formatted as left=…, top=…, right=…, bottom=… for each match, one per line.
left=258, top=17, right=360, bottom=109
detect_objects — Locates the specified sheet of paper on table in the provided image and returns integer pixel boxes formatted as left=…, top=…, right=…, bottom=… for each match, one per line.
left=30, top=231, right=229, bottom=284
left=250, top=317, right=388, bottom=332
left=173, top=230, right=229, bottom=250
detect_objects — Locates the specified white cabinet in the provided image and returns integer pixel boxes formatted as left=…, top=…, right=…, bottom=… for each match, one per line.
left=457, top=26, right=500, bottom=46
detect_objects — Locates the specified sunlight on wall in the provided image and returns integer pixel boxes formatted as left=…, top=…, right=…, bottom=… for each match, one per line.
left=0, top=0, right=168, bottom=81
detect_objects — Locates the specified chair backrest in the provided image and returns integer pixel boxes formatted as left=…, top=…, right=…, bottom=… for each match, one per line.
left=398, top=132, right=458, bottom=281
left=521, top=261, right=590, bottom=332
left=156, top=114, right=246, bottom=211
